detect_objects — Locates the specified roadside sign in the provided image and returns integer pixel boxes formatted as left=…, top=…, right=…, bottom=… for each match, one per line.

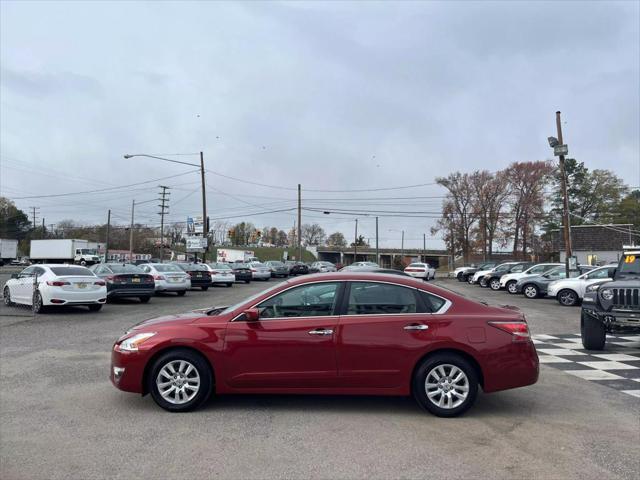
left=186, top=216, right=204, bottom=234
left=186, top=236, right=207, bottom=252
left=553, top=144, right=568, bottom=156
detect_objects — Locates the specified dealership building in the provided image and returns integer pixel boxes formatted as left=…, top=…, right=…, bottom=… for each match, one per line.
left=551, top=224, right=636, bottom=266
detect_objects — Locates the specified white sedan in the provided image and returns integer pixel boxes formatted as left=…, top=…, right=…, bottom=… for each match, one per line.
left=3, top=264, right=107, bottom=313
left=139, top=263, right=191, bottom=295
left=404, top=262, right=436, bottom=280
left=205, top=263, right=236, bottom=286
left=547, top=264, right=616, bottom=306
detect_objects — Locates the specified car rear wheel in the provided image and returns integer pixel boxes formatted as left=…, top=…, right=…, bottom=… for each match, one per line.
left=226, top=283, right=233, bottom=288
left=506, top=281, right=518, bottom=294
left=148, top=349, right=213, bottom=412
left=88, top=304, right=102, bottom=312
left=32, top=291, right=45, bottom=314
left=176, top=290, right=186, bottom=296
left=523, top=284, right=539, bottom=299
left=413, top=353, right=479, bottom=417
left=3, top=286, right=14, bottom=306
left=581, top=311, right=606, bottom=350
left=489, top=278, right=501, bottom=290
left=139, top=296, right=151, bottom=303
left=558, top=289, right=579, bottom=307
left=456, top=272, right=463, bottom=282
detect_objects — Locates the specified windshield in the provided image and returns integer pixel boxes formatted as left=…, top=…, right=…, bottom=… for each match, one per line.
left=479, top=263, right=495, bottom=269
left=79, top=249, right=97, bottom=255
left=50, top=266, right=94, bottom=276
left=109, top=264, right=143, bottom=274
left=619, top=253, right=640, bottom=275
left=153, top=264, right=182, bottom=272
left=495, top=264, right=513, bottom=272
left=220, top=282, right=284, bottom=315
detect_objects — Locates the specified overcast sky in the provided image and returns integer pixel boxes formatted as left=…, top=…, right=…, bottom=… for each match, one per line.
left=1, top=0, right=638, bottom=249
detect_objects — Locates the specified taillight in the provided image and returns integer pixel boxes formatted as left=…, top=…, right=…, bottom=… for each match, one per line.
left=251, top=268, right=257, bottom=272
left=106, top=275, right=114, bottom=281
left=187, top=272, right=193, bottom=276
left=154, top=275, right=166, bottom=281
left=488, top=321, right=530, bottom=342
left=46, top=280, right=70, bottom=286
left=94, top=281, right=106, bottom=286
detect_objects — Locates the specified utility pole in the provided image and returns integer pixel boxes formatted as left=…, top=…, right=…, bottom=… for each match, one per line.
left=375, top=216, right=379, bottom=265
left=200, top=151, right=207, bottom=262
left=129, top=200, right=135, bottom=262
left=29, top=206, right=40, bottom=231
left=354, top=219, right=358, bottom=263
left=297, top=184, right=302, bottom=262
left=158, top=186, right=170, bottom=263
left=42, top=218, right=45, bottom=239
left=105, top=209, right=111, bottom=263
left=423, top=233, right=426, bottom=262
left=401, top=230, right=405, bottom=260
left=556, top=111, right=573, bottom=276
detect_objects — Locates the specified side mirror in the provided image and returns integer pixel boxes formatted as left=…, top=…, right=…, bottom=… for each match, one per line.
left=243, top=308, right=260, bottom=322
left=11, top=273, right=19, bottom=279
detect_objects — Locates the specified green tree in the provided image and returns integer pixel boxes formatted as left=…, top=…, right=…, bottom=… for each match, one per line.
left=326, top=231, right=347, bottom=248
left=613, top=190, right=640, bottom=230
left=0, top=197, right=31, bottom=239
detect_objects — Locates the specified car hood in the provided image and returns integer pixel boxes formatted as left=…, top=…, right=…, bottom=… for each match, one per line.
left=130, top=306, right=229, bottom=330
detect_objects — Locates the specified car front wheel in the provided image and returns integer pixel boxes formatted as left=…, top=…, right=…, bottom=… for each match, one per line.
left=148, top=349, right=213, bottom=412
left=413, top=353, right=479, bottom=417
left=523, top=284, right=539, bottom=299
left=558, top=289, right=579, bottom=307
left=506, top=281, right=518, bottom=294
left=581, top=311, right=606, bottom=350
left=489, top=278, right=501, bottom=290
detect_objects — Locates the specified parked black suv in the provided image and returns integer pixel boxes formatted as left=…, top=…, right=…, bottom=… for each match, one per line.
left=581, top=247, right=640, bottom=350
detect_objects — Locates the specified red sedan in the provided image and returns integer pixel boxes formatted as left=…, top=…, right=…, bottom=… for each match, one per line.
left=111, top=273, right=538, bottom=417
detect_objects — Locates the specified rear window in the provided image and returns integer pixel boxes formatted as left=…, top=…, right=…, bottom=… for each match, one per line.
left=50, top=267, right=94, bottom=276
left=213, top=263, right=232, bottom=270
left=109, top=264, right=143, bottom=273
left=408, top=263, right=425, bottom=268
left=418, top=290, right=447, bottom=313
left=154, top=264, right=182, bottom=272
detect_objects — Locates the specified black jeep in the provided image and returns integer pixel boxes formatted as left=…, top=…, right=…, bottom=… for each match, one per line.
left=581, top=246, right=640, bottom=349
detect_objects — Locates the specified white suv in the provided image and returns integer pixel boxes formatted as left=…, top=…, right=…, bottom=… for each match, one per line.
left=547, top=265, right=617, bottom=306
left=501, top=263, right=563, bottom=294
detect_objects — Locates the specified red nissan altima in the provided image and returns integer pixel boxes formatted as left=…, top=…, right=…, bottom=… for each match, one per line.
left=111, top=273, right=538, bottom=417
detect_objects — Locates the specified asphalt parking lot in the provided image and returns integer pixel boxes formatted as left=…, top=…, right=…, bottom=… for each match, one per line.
left=1, top=271, right=639, bottom=480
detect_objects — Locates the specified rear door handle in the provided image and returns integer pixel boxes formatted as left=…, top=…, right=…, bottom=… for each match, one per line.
left=404, top=324, right=429, bottom=331
left=308, top=328, right=334, bottom=336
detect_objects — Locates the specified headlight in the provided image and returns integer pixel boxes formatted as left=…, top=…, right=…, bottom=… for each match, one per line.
left=585, top=284, right=601, bottom=293
left=600, top=288, right=614, bottom=300
left=119, top=332, right=156, bottom=351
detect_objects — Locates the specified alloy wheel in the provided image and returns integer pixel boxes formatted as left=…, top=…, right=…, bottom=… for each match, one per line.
left=3, top=287, right=11, bottom=306
left=506, top=281, right=517, bottom=294
left=490, top=279, right=501, bottom=290
left=559, top=290, right=578, bottom=306
left=155, top=360, right=201, bottom=405
left=524, top=285, right=538, bottom=298
left=425, top=364, right=469, bottom=409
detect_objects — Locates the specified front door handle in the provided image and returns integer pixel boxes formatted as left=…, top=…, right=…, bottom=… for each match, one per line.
left=308, top=328, right=334, bottom=335
left=404, top=324, right=429, bottom=331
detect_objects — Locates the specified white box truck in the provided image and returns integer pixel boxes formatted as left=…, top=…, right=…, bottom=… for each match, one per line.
left=0, top=239, right=19, bottom=265
left=30, top=239, right=101, bottom=265
left=216, top=248, right=256, bottom=263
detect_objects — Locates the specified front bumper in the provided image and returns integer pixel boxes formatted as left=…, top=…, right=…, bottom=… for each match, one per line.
left=110, top=346, right=147, bottom=394
left=582, top=304, right=640, bottom=332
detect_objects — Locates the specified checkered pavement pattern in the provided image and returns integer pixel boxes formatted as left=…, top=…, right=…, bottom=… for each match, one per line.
left=532, top=333, right=640, bottom=400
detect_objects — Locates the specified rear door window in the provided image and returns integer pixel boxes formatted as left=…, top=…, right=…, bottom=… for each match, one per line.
left=50, top=267, right=94, bottom=276
left=347, top=282, right=417, bottom=315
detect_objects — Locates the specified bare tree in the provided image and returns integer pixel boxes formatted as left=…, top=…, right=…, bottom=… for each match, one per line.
left=470, top=170, right=511, bottom=258
left=301, top=223, right=326, bottom=246
left=436, top=172, right=478, bottom=263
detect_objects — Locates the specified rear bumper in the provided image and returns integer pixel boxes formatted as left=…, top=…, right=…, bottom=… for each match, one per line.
left=211, top=274, right=236, bottom=283
left=41, top=288, right=107, bottom=306
left=405, top=271, right=427, bottom=278
left=252, top=272, right=271, bottom=279
left=482, top=341, right=539, bottom=393
left=107, top=288, right=155, bottom=298
left=154, top=280, right=190, bottom=292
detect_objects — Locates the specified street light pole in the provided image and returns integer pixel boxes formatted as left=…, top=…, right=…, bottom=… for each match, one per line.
left=200, top=151, right=207, bottom=262
left=354, top=219, right=358, bottom=263
left=375, top=216, right=379, bottom=265
left=129, top=200, right=135, bottom=262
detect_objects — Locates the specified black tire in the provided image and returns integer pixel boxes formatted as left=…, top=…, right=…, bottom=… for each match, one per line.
left=244, top=280, right=250, bottom=284
left=506, top=280, right=518, bottom=294
left=3, top=286, right=14, bottom=306
left=522, top=284, right=539, bottom=299
left=147, top=348, right=213, bottom=412
left=557, top=289, right=579, bottom=307
left=413, top=353, right=479, bottom=418
left=479, top=278, right=488, bottom=288
left=581, top=311, right=606, bottom=350
left=489, top=278, right=501, bottom=290
left=456, top=272, right=464, bottom=282
left=226, top=283, right=233, bottom=288
left=177, top=290, right=186, bottom=296
left=88, top=304, right=102, bottom=312
left=201, top=286, right=209, bottom=291
left=80, top=259, right=87, bottom=266
left=32, top=291, right=45, bottom=314
left=139, top=296, right=151, bottom=303
left=467, top=275, right=474, bottom=284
